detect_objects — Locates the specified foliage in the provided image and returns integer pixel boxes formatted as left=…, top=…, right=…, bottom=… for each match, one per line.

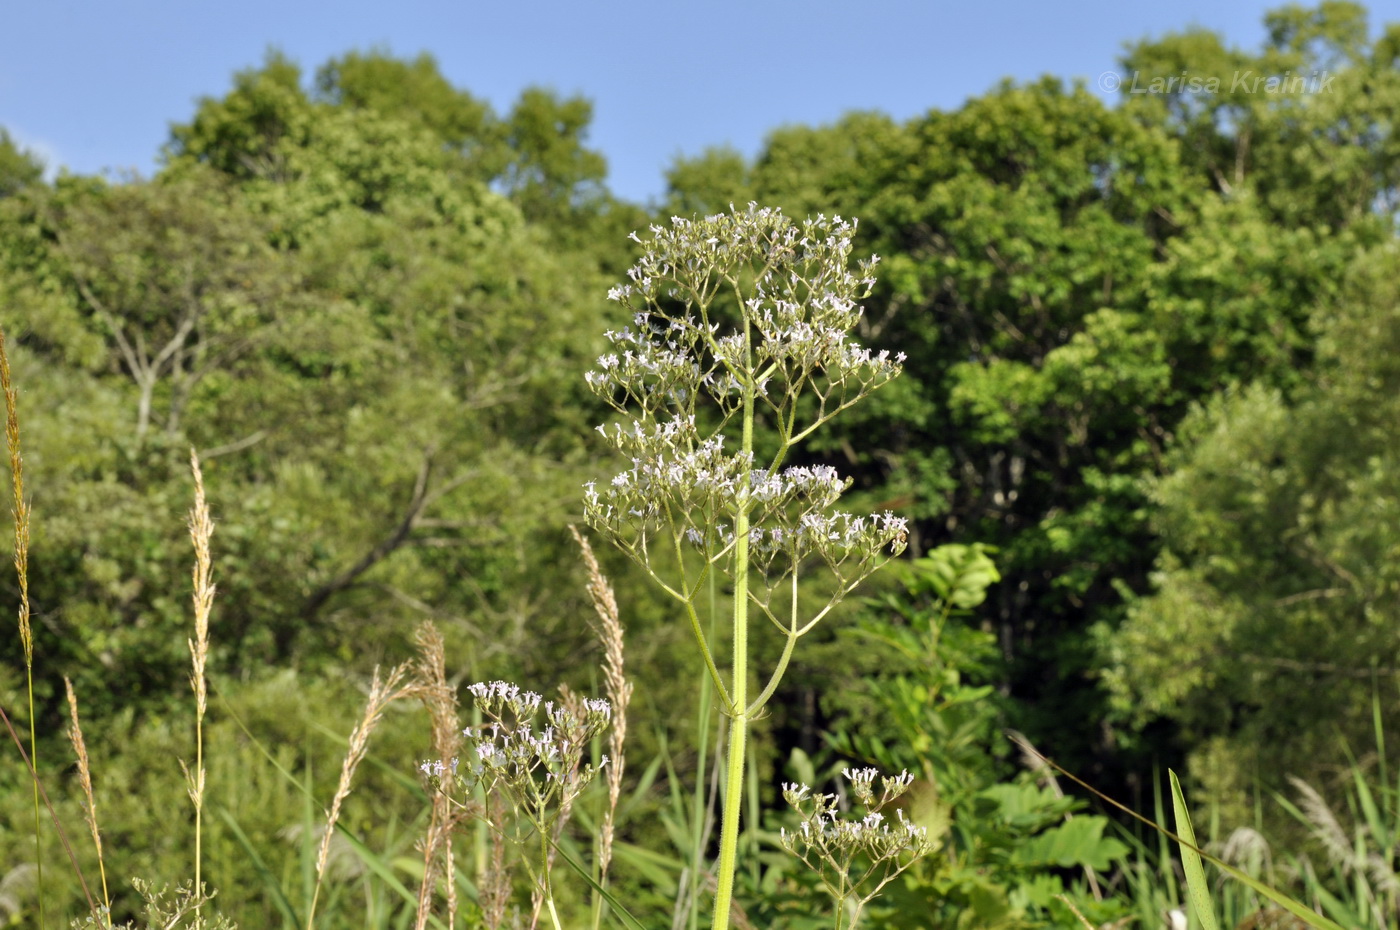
left=664, top=2, right=1399, bottom=795
left=0, top=131, right=44, bottom=199
left=1105, top=244, right=1400, bottom=819
left=827, top=545, right=1129, bottom=927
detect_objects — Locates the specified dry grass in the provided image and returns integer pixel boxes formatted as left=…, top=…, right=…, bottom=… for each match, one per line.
left=0, top=320, right=40, bottom=928
left=411, top=622, right=475, bottom=930
left=1287, top=777, right=1350, bottom=869
left=306, top=662, right=412, bottom=930
left=0, top=326, right=31, bottom=665
left=569, top=525, right=632, bottom=884
left=63, top=677, right=110, bottom=913
left=181, top=450, right=217, bottom=909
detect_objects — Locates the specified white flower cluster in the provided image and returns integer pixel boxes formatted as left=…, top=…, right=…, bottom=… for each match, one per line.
left=584, top=204, right=904, bottom=425
left=780, top=807, right=928, bottom=859
left=583, top=314, right=723, bottom=412
left=742, top=290, right=906, bottom=390
left=744, top=510, right=909, bottom=575
left=778, top=766, right=932, bottom=899
left=419, top=680, right=612, bottom=831
left=582, top=205, right=913, bottom=606
left=462, top=716, right=608, bottom=790
left=419, top=757, right=459, bottom=779
left=582, top=418, right=881, bottom=533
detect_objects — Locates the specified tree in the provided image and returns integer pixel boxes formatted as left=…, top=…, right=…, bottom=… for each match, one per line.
left=313, top=49, right=508, bottom=180
left=51, top=167, right=292, bottom=443
left=3, top=50, right=622, bottom=724
left=1119, top=1, right=1400, bottom=235
left=1105, top=243, right=1400, bottom=819
left=0, top=129, right=44, bottom=198
left=663, top=6, right=1400, bottom=784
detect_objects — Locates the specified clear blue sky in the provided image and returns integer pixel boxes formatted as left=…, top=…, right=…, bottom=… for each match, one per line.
left=1, top=1, right=1388, bottom=205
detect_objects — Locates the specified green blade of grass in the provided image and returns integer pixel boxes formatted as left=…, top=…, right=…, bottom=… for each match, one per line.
left=215, top=805, right=302, bottom=927
left=1170, top=770, right=1219, bottom=930
left=332, top=822, right=451, bottom=930
left=1011, top=737, right=1347, bottom=930
left=549, top=840, right=649, bottom=930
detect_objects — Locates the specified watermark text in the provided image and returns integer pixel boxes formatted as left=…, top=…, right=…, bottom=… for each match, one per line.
left=1098, top=69, right=1337, bottom=96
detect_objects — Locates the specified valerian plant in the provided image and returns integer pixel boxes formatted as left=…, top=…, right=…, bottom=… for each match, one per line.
left=582, top=204, right=908, bottom=929
left=422, top=681, right=612, bottom=929
left=779, top=767, right=933, bottom=929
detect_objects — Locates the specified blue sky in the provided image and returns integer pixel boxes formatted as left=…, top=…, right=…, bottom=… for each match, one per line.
left=1, top=1, right=1388, bottom=204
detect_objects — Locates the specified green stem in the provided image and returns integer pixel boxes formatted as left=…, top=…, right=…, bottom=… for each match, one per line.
left=689, top=572, right=718, bottom=930
left=712, top=358, right=756, bottom=930
left=195, top=710, right=203, bottom=910
left=27, top=669, right=43, bottom=930
left=539, top=830, right=562, bottom=930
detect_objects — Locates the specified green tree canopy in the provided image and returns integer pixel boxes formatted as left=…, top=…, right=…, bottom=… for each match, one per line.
left=663, top=3, right=1399, bottom=781
left=1106, top=242, right=1400, bottom=818
left=0, top=128, right=44, bottom=198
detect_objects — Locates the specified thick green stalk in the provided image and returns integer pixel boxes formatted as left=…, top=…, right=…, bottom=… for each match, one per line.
left=688, top=573, right=718, bottom=930
left=712, top=375, right=755, bottom=930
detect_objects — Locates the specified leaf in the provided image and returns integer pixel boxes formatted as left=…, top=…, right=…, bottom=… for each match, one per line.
left=549, top=841, right=650, bottom=930
left=906, top=544, right=1002, bottom=609
left=1013, top=817, right=1128, bottom=871
left=1170, top=770, right=1219, bottom=930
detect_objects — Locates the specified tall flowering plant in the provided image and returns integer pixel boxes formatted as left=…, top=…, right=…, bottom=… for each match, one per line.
left=583, top=204, right=909, bottom=929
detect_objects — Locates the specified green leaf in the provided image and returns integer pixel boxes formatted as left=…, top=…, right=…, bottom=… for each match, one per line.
left=1013, top=816, right=1128, bottom=871
left=1170, top=770, right=1219, bottom=930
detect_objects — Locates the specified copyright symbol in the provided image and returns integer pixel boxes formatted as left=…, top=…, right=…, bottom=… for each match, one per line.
left=1098, top=71, right=1121, bottom=92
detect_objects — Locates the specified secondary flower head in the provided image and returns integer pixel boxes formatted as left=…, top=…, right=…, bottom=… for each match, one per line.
left=420, top=680, right=613, bottom=834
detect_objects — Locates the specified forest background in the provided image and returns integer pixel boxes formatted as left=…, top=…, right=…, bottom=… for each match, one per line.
left=4, top=2, right=1400, bottom=926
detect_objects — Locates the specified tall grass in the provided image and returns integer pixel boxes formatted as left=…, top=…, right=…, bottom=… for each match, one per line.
left=0, top=323, right=40, bottom=925
left=63, top=678, right=109, bottom=914
left=184, top=450, right=215, bottom=917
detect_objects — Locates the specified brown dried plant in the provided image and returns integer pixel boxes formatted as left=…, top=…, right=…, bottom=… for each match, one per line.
left=180, top=450, right=216, bottom=910
left=305, top=662, right=411, bottom=930
left=0, top=328, right=30, bottom=667
left=64, top=677, right=110, bottom=914
left=479, top=795, right=514, bottom=930
left=0, top=324, right=41, bottom=923
left=410, top=622, right=475, bottom=930
left=569, top=526, right=632, bottom=889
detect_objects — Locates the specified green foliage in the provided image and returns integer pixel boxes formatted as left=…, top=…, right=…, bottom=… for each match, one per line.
left=1106, top=244, right=1400, bottom=818
left=69, top=878, right=235, bottom=930
left=1172, top=770, right=1221, bottom=930
left=0, top=130, right=44, bottom=199
left=313, top=50, right=506, bottom=179
left=663, top=2, right=1400, bottom=796
left=0, top=51, right=627, bottom=733
left=826, top=546, right=1129, bottom=927
left=1120, top=1, right=1400, bottom=234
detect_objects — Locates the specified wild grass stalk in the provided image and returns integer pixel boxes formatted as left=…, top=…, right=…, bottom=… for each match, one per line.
left=305, top=663, right=411, bottom=930
left=0, top=325, right=40, bottom=926
left=0, top=326, right=103, bottom=927
left=569, top=525, right=634, bottom=930
left=410, top=622, right=470, bottom=930
left=183, top=450, right=217, bottom=915
left=63, top=677, right=110, bottom=915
